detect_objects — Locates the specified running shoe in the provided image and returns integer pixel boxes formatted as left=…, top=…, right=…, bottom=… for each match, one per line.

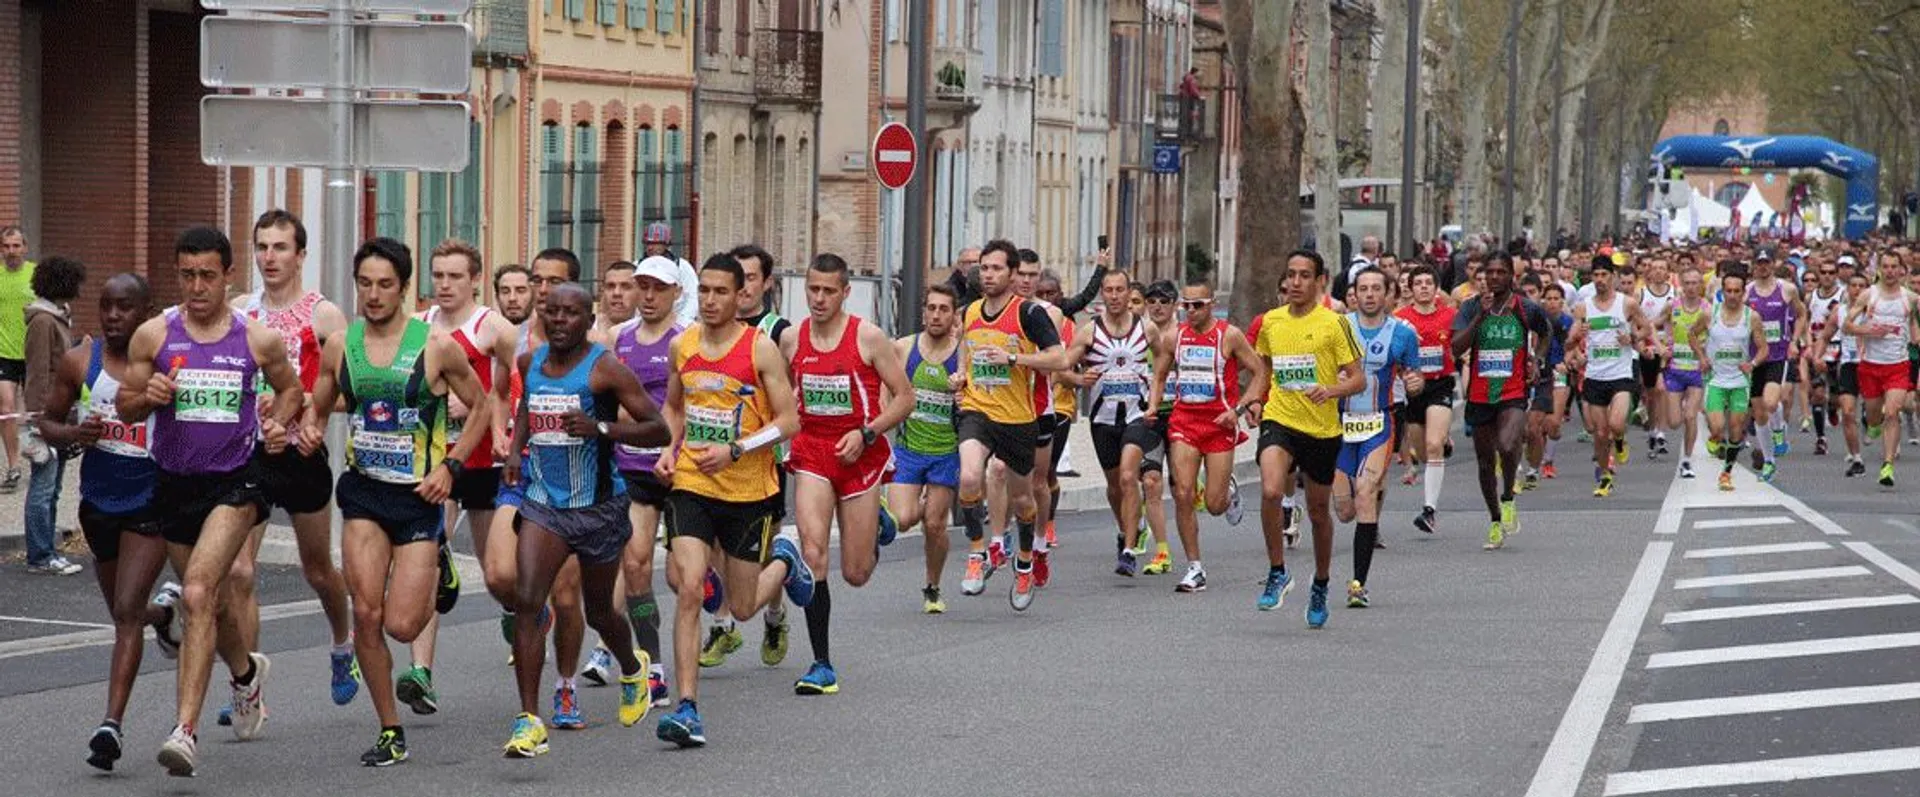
left=157, top=724, right=197, bottom=777
left=0, top=467, right=18, bottom=494
left=29, top=554, right=82, bottom=575
left=1881, top=461, right=1896, bottom=487
left=960, top=553, right=988, bottom=595
left=87, top=723, right=122, bottom=771
left=1760, top=461, right=1777, bottom=483
left=1283, top=509, right=1301, bottom=548
left=795, top=660, right=840, bottom=695
left=1142, top=551, right=1172, bottom=575
left=1772, top=429, right=1788, bottom=456
left=1224, top=475, right=1245, bottom=526
left=701, top=567, right=724, bottom=614
left=1256, top=568, right=1292, bottom=611
left=1115, top=548, right=1138, bottom=577
left=762, top=611, right=789, bottom=666
left=987, top=535, right=1010, bottom=570
left=216, top=704, right=232, bottom=727
left=551, top=685, right=585, bottom=729
left=1542, top=462, right=1558, bottom=479
left=581, top=646, right=615, bottom=686
left=1706, top=437, right=1722, bottom=458
left=1175, top=561, right=1207, bottom=593
left=499, top=606, right=555, bottom=652
left=1305, top=582, right=1329, bottom=629
left=150, top=582, right=182, bottom=660
left=648, top=670, right=670, bottom=708
left=1718, top=472, right=1734, bottom=491
left=1033, top=550, right=1051, bottom=589
left=1044, top=521, right=1058, bottom=549
left=395, top=665, right=439, bottom=715
left=1129, top=529, right=1151, bottom=558
left=329, top=646, right=360, bottom=706
left=771, top=535, right=815, bottom=607
left=1522, top=471, right=1540, bottom=492
left=1484, top=521, right=1506, bottom=550
left=1679, top=460, right=1695, bottom=479
left=1414, top=505, right=1437, bottom=535
left=502, top=713, right=549, bottom=758
left=230, top=652, right=271, bottom=741
left=1645, top=435, right=1660, bottom=461
left=1576, top=430, right=1591, bottom=443
left=1346, top=580, right=1369, bottom=609
left=1869, top=423, right=1885, bottom=441
left=1444, top=439, right=1455, bottom=459
left=1751, top=444, right=1767, bottom=472
left=1401, top=468, right=1418, bottom=486
left=1801, top=416, right=1813, bottom=434
left=1847, top=458, right=1867, bottom=478
left=922, top=585, right=946, bottom=614
left=876, top=495, right=899, bottom=549
left=1593, top=472, right=1614, bottom=498
left=1656, top=435, right=1671, bottom=458
left=1613, top=438, right=1629, bottom=465
left=618, top=653, right=652, bottom=727
left=1815, top=436, right=1829, bottom=456
left=697, top=625, right=743, bottom=668
left=1499, top=500, right=1519, bottom=535
left=1010, top=567, right=1036, bottom=611
left=435, top=539, right=459, bottom=614
left=656, top=700, right=705, bottom=748
left=360, top=728, right=408, bottom=767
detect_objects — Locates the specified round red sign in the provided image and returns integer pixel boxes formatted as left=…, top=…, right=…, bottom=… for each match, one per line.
left=872, top=122, right=918, bottom=190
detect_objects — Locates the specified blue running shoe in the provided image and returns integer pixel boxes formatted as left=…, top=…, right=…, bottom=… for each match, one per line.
left=876, top=496, right=899, bottom=550
left=216, top=704, right=232, bottom=727
left=1306, top=582, right=1330, bottom=629
left=1773, top=430, right=1788, bottom=457
left=551, top=685, right=585, bottom=730
left=1760, top=461, right=1777, bottom=483
left=330, top=648, right=360, bottom=706
left=700, top=568, right=724, bottom=614
left=794, top=660, right=840, bottom=696
left=772, top=536, right=815, bottom=607
left=656, top=700, right=706, bottom=748
left=1257, top=569, right=1293, bottom=612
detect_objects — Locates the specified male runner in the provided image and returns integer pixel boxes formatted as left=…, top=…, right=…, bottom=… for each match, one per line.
left=1394, top=265, right=1456, bottom=533
left=1636, top=256, right=1676, bottom=457
left=1698, top=265, right=1768, bottom=491
left=119, top=227, right=303, bottom=777
left=499, top=282, right=670, bottom=757
left=1332, top=269, right=1422, bottom=607
left=1247, top=250, right=1363, bottom=627
left=1817, top=270, right=1869, bottom=476
left=1745, top=250, right=1808, bottom=478
left=983, top=254, right=1073, bottom=585
left=301, top=238, right=495, bottom=765
left=1060, top=268, right=1164, bottom=576
left=1661, top=265, right=1710, bottom=478
left=1802, top=254, right=1844, bottom=452
left=42, top=274, right=178, bottom=770
left=640, top=222, right=701, bottom=325
left=1033, top=270, right=1082, bottom=542
left=1148, top=278, right=1258, bottom=594
left=1524, top=283, right=1574, bottom=485
left=766, top=253, right=913, bottom=694
left=1452, top=252, right=1553, bottom=548
left=951, top=239, right=1069, bottom=610
left=1134, top=281, right=1179, bottom=573
left=889, top=285, right=964, bottom=612
left=1567, top=255, right=1655, bottom=495
left=594, top=260, right=638, bottom=335
left=494, top=264, right=535, bottom=325
left=1844, top=250, right=1919, bottom=486
left=655, top=253, right=804, bottom=746
left=235, top=210, right=356, bottom=706
left=0, top=225, right=32, bottom=489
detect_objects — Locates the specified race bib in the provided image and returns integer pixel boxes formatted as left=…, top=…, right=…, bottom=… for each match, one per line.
left=1270, top=354, right=1317, bottom=392
left=96, top=418, right=150, bottom=458
left=1553, top=370, right=1568, bottom=387
left=910, top=387, right=954, bottom=425
left=1477, top=350, right=1514, bottom=379
left=1671, top=349, right=1699, bottom=370
left=1177, top=345, right=1219, bottom=403
left=1713, top=348, right=1745, bottom=363
left=526, top=393, right=584, bottom=447
left=970, top=351, right=1011, bottom=388
left=801, top=373, right=854, bottom=417
left=1762, top=319, right=1783, bottom=343
left=684, top=404, right=741, bottom=445
left=1417, top=345, right=1445, bottom=374
left=350, top=424, right=416, bottom=484
left=1095, top=370, right=1144, bottom=399
left=174, top=368, right=244, bottom=424
left=1341, top=410, right=1385, bottom=443
left=1590, top=345, right=1622, bottom=361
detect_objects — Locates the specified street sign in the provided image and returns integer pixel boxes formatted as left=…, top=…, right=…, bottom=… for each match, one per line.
left=201, top=95, right=472, bottom=170
left=201, top=0, right=472, bottom=12
left=872, top=122, right=918, bottom=190
left=202, top=17, right=472, bottom=93
left=1151, top=142, right=1181, bottom=174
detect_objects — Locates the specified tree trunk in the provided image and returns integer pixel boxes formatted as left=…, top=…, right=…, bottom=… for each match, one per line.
left=1222, top=0, right=1302, bottom=324
left=1302, top=0, right=1341, bottom=266
left=1368, top=0, right=1406, bottom=179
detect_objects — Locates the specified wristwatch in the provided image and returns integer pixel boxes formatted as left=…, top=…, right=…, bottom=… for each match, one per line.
left=861, top=426, right=878, bottom=446
left=728, top=442, right=745, bottom=462
left=596, top=421, right=611, bottom=438
left=442, top=458, right=466, bottom=481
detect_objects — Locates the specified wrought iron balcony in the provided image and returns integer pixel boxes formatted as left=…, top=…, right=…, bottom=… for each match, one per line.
left=754, top=28, right=822, bottom=105
left=472, top=0, right=529, bottom=62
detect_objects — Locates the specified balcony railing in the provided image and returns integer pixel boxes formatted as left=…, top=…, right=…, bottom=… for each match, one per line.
left=472, top=0, right=529, bottom=62
left=932, top=47, right=982, bottom=107
left=753, top=28, right=822, bottom=105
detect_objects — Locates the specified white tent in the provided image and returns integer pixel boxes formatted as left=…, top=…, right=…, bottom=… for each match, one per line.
left=1689, top=192, right=1733, bottom=229
left=1736, top=187, right=1776, bottom=228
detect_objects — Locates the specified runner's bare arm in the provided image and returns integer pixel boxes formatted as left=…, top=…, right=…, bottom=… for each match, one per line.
left=861, top=322, right=916, bottom=438
left=1145, top=325, right=1175, bottom=411
left=435, top=335, right=494, bottom=466
left=1844, top=293, right=1873, bottom=336
left=483, top=312, right=518, bottom=449
left=753, top=333, right=801, bottom=443
left=250, top=325, right=303, bottom=427
left=299, top=333, right=347, bottom=455
left=116, top=317, right=169, bottom=423
left=588, top=349, right=669, bottom=449
left=504, top=351, right=534, bottom=486
left=655, top=347, right=686, bottom=482
left=312, top=298, right=349, bottom=347
left=36, top=347, right=96, bottom=448
left=1747, top=313, right=1770, bottom=373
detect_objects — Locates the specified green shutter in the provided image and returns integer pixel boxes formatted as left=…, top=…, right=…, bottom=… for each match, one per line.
left=451, top=120, right=482, bottom=247
left=375, top=172, right=408, bottom=243
left=657, top=0, right=676, bottom=34
left=635, top=127, right=657, bottom=253
left=573, top=125, right=600, bottom=282
left=565, top=0, right=584, bottom=21
left=627, top=0, right=647, bottom=29
left=664, top=127, right=684, bottom=244
left=598, top=0, right=617, bottom=25
left=541, top=124, right=568, bottom=249
left=418, top=174, right=449, bottom=298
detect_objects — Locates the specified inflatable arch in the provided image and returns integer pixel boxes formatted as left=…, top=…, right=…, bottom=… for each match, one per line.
left=1653, top=135, right=1879, bottom=240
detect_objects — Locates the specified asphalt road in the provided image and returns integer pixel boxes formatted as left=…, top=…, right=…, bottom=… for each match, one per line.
left=1, top=422, right=1916, bottom=796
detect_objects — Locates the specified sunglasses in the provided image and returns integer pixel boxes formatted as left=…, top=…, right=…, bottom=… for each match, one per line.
left=1819, top=269, right=1838, bottom=275
left=1180, top=299, right=1212, bottom=308
left=1146, top=297, right=1174, bottom=305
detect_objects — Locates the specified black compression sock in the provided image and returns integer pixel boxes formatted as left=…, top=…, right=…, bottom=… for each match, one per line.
left=961, top=505, right=985, bottom=541
left=234, top=660, right=257, bottom=686
left=1353, top=522, right=1379, bottom=585
left=1814, top=407, right=1827, bottom=438
left=1016, top=518, right=1037, bottom=553
left=627, top=593, right=661, bottom=662
left=804, top=582, right=831, bottom=663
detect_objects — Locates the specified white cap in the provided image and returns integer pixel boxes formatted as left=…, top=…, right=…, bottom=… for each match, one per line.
left=634, top=255, right=680, bottom=286
left=1838, top=254, right=1858, bottom=266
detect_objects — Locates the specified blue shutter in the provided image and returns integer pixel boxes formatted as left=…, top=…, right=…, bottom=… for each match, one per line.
left=573, top=125, right=601, bottom=282
left=627, top=0, right=647, bottom=28
left=451, top=120, right=482, bottom=247
left=598, top=0, right=617, bottom=25
left=565, top=0, right=584, bottom=21
left=657, top=0, right=676, bottom=34
left=541, top=124, right=568, bottom=249
left=375, top=172, right=408, bottom=243
left=418, top=173, right=449, bottom=297
left=1040, top=0, right=1064, bottom=77
left=664, top=127, right=685, bottom=244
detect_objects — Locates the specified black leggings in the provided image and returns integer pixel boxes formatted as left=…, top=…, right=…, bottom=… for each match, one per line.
left=1472, top=404, right=1528, bottom=521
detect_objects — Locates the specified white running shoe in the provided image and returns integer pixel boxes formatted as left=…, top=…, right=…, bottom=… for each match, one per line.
left=157, top=725, right=197, bottom=777
left=1224, top=476, right=1245, bottom=527
left=1175, top=562, right=1207, bottom=593
left=229, top=652, right=271, bottom=741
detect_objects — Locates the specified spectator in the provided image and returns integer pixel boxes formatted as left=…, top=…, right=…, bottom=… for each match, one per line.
left=0, top=226, right=31, bottom=493
left=641, top=222, right=699, bottom=326
left=22, top=254, right=82, bottom=575
left=945, top=246, right=984, bottom=307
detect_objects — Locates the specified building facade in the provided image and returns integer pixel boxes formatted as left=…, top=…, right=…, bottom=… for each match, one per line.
left=696, top=0, right=820, bottom=273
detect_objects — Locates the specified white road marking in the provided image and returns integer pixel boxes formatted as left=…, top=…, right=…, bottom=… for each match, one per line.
left=1628, top=681, right=1920, bottom=723
left=1604, top=746, right=1920, bottom=795
left=1884, top=517, right=1920, bottom=535
left=1663, top=594, right=1920, bottom=624
left=1775, top=492, right=1853, bottom=535
left=1673, top=565, right=1869, bottom=590
left=1684, top=541, right=1831, bottom=559
left=0, top=615, right=112, bottom=630
left=1690, top=515, right=1794, bottom=530
left=1646, top=632, right=1920, bottom=669
left=1843, top=541, right=1920, bottom=592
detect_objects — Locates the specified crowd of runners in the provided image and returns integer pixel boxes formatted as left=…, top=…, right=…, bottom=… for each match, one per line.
left=62, top=211, right=1920, bottom=776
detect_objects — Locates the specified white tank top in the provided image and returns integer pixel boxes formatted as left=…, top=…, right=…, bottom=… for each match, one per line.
left=1086, top=315, right=1151, bottom=426
left=1860, top=286, right=1913, bottom=365
left=1639, top=284, right=1674, bottom=336
left=1583, top=293, right=1635, bottom=381
left=1707, top=305, right=1753, bottom=389
left=1808, top=287, right=1845, bottom=362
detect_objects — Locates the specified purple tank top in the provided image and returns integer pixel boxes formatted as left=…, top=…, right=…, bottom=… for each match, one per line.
left=612, top=321, right=681, bottom=473
left=152, top=311, right=260, bottom=475
left=1747, top=282, right=1791, bottom=362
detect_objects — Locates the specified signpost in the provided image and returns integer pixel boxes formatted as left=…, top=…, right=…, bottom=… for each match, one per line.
left=1152, top=142, right=1181, bottom=175
left=872, top=122, right=918, bottom=191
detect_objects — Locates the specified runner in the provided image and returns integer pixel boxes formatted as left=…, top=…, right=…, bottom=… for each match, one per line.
left=1817, top=270, right=1869, bottom=477
left=1452, top=252, right=1553, bottom=548
left=1636, top=256, right=1676, bottom=458
left=40, top=274, right=178, bottom=770
left=499, top=281, right=670, bottom=757
left=593, top=260, right=639, bottom=337
left=1247, top=250, right=1363, bottom=627
left=233, top=210, right=357, bottom=708
left=640, top=222, right=701, bottom=325
left=1060, top=269, right=1165, bottom=576
left=1744, top=249, right=1808, bottom=479
left=300, top=238, right=495, bottom=766
left=1134, top=281, right=1179, bottom=574
left=494, top=264, right=535, bottom=325
left=1331, top=269, right=1422, bottom=607
left=1524, top=283, right=1574, bottom=486
left=0, top=225, right=30, bottom=491
left=981, top=254, right=1074, bottom=586
left=1566, top=255, right=1655, bottom=496
left=655, top=253, right=804, bottom=746
left=1394, top=265, right=1456, bottom=533
left=1698, top=264, right=1768, bottom=492
left=1803, top=255, right=1846, bottom=457
left=118, top=226, right=305, bottom=777
left=889, top=285, right=964, bottom=612
left=1661, top=264, right=1710, bottom=478
left=951, top=239, right=1069, bottom=610
left=1033, top=269, right=1082, bottom=549
left=1844, top=249, right=1919, bottom=487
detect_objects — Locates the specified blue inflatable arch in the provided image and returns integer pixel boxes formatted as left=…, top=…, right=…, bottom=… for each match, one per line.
left=1653, top=135, right=1879, bottom=240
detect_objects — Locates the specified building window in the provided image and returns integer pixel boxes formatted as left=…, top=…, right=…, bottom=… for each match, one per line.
left=1713, top=118, right=1730, bottom=136
left=565, top=0, right=585, bottom=20
left=573, top=124, right=602, bottom=281
left=705, top=0, right=720, bottom=53
left=886, top=0, right=900, bottom=42
left=665, top=127, right=687, bottom=245
left=635, top=126, right=658, bottom=253
left=657, top=0, right=677, bottom=34
left=598, top=0, right=617, bottom=26
left=627, top=0, right=648, bottom=28
left=451, top=120, right=483, bottom=248
left=375, top=171, right=409, bottom=245
left=541, top=123, right=571, bottom=251
left=418, top=173, right=448, bottom=297
left=1038, top=0, right=1064, bottom=77
left=734, top=0, right=750, bottom=55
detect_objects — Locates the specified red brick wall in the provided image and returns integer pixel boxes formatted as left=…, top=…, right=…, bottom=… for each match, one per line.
left=0, top=0, right=21, bottom=226
left=600, top=122, right=630, bottom=264
left=148, top=9, right=221, bottom=312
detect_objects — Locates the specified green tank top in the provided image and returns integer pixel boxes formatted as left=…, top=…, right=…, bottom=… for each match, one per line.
left=756, top=312, right=789, bottom=461
left=1670, top=300, right=1705, bottom=372
left=342, top=318, right=444, bottom=485
left=902, top=335, right=959, bottom=455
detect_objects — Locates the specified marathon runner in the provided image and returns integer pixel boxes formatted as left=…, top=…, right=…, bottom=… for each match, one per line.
left=494, top=264, right=535, bottom=325
left=119, top=226, right=305, bottom=777
left=1332, top=269, right=1422, bottom=607
left=1452, top=252, right=1553, bottom=548
left=1844, top=250, right=1919, bottom=487
left=1134, top=281, right=1178, bottom=574
left=1033, top=269, right=1081, bottom=549
left=1636, top=256, right=1676, bottom=458
left=1523, top=282, right=1574, bottom=486
left=655, top=253, right=805, bottom=747
left=1394, top=264, right=1456, bottom=533
left=593, top=260, right=639, bottom=337
left=1661, top=264, right=1710, bottom=479
left=1247, top=250, right=1362, bottom=627
left=1818, top=270, right=1870, bottom=477
left=41, top=274, right=178, bottom=771
left=1804, top=255, right=1846, bottom=457
left=1698, top=264, right=1768, bottom=492
left=301, top=238, right=495, bottom=766
left=889, top=285, right=964, bottom=612
left=1059, top=269, right=1165, bottom=576
left=1745, top=249, right=1808, bottom=479
left=499, top=281, right=670, bottom=757
left=1567, top=255, right=1655, bottom=496
left=981, top=253, right=1073, bottom=586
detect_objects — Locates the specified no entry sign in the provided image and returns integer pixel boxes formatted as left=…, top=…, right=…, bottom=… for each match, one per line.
left=872, top=122, right=918, bottom=190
